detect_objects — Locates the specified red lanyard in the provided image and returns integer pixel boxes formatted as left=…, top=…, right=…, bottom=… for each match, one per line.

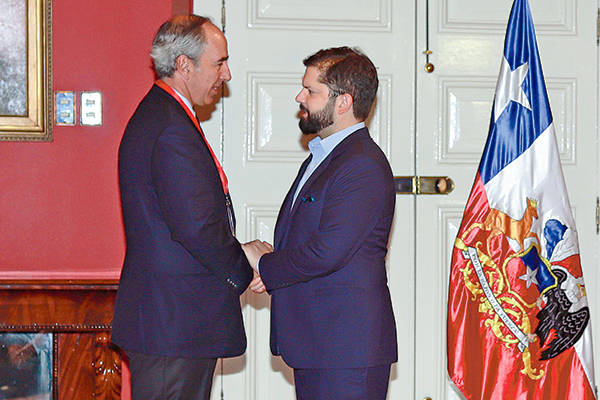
left=155, top=80, right=229, bottom=194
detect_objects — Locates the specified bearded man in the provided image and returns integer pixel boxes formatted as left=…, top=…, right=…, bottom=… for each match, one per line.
left=243, top=47, right=398, bottom=400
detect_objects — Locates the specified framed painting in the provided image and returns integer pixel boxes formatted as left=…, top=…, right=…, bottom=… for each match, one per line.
left=0, top=0, right=52, bottom=141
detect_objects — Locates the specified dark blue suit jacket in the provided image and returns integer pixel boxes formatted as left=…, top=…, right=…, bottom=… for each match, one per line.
left=112, top=84, right=253, bottom=359
left=259, top=127, right=398, bottom=369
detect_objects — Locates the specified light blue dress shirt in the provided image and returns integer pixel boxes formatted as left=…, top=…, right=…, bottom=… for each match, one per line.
left=291, top=122, right=365, bottom=208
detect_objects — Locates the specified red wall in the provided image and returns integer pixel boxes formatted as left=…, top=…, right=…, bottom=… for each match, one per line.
left=0, top=0, right=172, bottom=279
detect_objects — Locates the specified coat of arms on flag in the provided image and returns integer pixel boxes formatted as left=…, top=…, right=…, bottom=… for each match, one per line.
left=446, top=0, right=596, bottom=398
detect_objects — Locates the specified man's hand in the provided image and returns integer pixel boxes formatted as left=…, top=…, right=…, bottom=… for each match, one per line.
left=249, top=273, right=266, bottom=294
left=242, top=240, right=273, bottom=271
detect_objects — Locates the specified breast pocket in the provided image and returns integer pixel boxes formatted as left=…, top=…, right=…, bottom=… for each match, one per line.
left=291, top=194, right=323, bottom=233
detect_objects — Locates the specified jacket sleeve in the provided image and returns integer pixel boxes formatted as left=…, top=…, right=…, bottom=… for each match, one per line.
left=259, top=154, right=393, bottom=290
left=150, top=122, right=253, bottom=295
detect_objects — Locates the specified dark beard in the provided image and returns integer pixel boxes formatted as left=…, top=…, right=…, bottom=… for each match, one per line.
left=298, top=98, right=335, bottom=135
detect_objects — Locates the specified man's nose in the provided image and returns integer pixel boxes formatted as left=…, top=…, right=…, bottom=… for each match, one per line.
left=221, top=62, right=232, bottom=81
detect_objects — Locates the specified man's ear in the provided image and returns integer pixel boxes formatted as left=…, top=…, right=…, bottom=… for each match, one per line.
left=336, top=93, right=354, bottom=115
left=175, top=55, right=192, bottom=78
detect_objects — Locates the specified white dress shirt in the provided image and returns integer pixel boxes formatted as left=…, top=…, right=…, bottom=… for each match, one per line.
left=172, top=87, right=196, bottom=117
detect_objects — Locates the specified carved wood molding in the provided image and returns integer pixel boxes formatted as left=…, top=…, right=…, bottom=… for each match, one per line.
left=0, top=280, right=118, bottom=329
left=93, top=332, right=122, bottom=400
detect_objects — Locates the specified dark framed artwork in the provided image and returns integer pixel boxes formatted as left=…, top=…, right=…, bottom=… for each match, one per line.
left=0, top=332, right=53, bottom=399
left=0, top=0, right=52, bottom=141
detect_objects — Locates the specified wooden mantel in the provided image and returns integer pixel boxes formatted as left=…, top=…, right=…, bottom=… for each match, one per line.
left=0, top=280, right=122, bottom=399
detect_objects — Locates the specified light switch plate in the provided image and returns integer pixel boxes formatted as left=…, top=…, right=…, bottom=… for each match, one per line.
left=54, top=91, right=75, bottom=125
left=80, top=91, right=102, bottom=126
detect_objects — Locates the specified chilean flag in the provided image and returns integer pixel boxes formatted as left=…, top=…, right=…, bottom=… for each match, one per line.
left=446, top=0, right=596, bottom=398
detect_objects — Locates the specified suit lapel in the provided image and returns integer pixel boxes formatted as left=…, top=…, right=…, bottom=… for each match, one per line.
left=274, top=128, right=368, bottom=249
left=274, top=155, right=311, bottom=249
left=291, top=128, right=365, bottom=210
left=288, top=154, right=331, bottom=215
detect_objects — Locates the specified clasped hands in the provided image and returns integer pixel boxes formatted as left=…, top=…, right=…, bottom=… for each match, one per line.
left=242, top=240, right=273, bottom=294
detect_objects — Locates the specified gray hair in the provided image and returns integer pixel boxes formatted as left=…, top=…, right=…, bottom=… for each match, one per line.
left=151, top=15, right=212, bottom=78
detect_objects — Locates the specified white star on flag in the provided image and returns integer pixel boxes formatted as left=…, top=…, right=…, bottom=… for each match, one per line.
left=519, top=265, right=539, bottom=288
left=494, top=57, right=532, bottom=122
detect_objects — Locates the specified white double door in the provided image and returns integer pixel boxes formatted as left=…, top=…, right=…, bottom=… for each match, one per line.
left=196, top=0, right=600, bottom=398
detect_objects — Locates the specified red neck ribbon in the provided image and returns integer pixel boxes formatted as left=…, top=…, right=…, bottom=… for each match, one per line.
left=155, top=79, right=229, bottom=194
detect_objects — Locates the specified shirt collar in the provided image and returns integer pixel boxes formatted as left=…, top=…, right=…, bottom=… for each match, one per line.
left=172, top=88, right=196, bottom=117
left=307, top=122, right=365, bottom=164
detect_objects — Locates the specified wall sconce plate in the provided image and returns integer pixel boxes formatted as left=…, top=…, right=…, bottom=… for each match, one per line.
left=80, top=92, right=102, bottom=126
left=54, top=91, right=75, bottom=126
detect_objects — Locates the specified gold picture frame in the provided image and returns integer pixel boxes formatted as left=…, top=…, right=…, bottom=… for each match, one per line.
left=0, top=0, right=52, bottom=141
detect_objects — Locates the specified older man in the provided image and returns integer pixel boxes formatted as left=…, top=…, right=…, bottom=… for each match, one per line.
left=112, top=15, right=253, bottom=400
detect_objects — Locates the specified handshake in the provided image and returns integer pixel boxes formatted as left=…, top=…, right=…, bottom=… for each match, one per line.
left=242, top=239, right=273, bottom=294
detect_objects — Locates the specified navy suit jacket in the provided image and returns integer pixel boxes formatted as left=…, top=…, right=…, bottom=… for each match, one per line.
left=112, top=84, right=253, bottom=359
left=259, top=127, right=398, bottom=369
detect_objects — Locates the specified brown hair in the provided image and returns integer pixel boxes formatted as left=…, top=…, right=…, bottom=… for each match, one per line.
left=303, top=47, right=378, bottom=121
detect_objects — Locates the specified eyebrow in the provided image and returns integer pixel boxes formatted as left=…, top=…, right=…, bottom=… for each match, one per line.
left=303, top=83, right=320, bottom=91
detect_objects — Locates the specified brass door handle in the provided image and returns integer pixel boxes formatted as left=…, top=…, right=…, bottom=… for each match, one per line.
left=394, top=176, right=454, bottom=195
